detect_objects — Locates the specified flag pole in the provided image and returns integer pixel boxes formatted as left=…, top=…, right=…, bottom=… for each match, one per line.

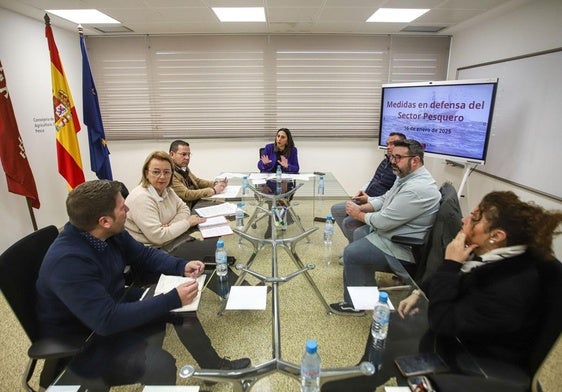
left=26, top=198, right=38, bottom=231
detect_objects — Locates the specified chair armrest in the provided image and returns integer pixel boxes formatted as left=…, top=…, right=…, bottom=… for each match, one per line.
left=391, top=235, right=425, bottom=247
left=28, top=336, right=85, bottom=360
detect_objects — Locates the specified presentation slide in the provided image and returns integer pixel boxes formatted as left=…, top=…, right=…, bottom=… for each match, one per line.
left=379, top=81, right=497, bottom=162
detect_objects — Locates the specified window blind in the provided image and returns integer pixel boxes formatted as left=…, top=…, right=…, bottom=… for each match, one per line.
left=86, top=34, right=449, bottom=140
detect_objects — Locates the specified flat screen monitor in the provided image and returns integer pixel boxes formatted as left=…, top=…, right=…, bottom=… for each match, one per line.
left=378, top=79, right=498, bottom=164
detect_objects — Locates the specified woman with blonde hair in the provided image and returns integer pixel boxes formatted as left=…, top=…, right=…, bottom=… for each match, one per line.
left=125, top=151, right=205, bottom=249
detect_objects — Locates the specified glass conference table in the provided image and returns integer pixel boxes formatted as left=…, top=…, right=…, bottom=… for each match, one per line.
left=218, top=171, right=349, bottom=225
left=49, top=173, right=483, bottom=391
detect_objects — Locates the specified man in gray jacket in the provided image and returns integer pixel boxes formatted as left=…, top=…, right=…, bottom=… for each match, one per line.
left=330, top=139, right=441, bottom=316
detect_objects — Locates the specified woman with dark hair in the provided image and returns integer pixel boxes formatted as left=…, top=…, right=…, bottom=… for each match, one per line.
left=398, top=191, right=562, bottom=367
left=257, top=128, right=299, bottom=173
left=125, top=151, right=205, bottom=249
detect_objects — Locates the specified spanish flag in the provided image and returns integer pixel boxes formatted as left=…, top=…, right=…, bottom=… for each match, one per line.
left=45, top=14, right=85, bottom=189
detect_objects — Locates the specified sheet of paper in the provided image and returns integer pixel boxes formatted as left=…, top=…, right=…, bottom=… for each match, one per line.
left=46, top=387, right=80, bottom=392
left=143, top=387, right=200, bottom=391
left=196, top=216, right=234, bottom=238
left=208, top=185, right=241, bottom=199
left=195, top=202, right=237, bottom=218
left=225, top=285, right=268, bottom=310
left=348, top=287, right=395, bottom=311
left=252, top=178, right=266, bottom=185
left=199, top=223, right=233, bottom=238
left=154, top=274, right=206, bottom=312
left=217, top=172, right=247, bottom=179
left=384, top=387, right=411, bottom=392
left=291, top=174, right=314, bottom=181
left=264, top=173, right=295, bottom=181
left=198, top=215, right=228, bottom=228
left=248, top=173, right=268, bottom=180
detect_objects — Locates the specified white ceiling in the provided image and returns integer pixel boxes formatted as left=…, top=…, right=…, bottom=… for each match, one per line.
left=0, top=0, right=518, bottom=36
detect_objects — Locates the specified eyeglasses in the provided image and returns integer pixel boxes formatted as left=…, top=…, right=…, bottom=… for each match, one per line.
left=148, top=169, right=172, bottom=177
left=389, top=154, right=415, bottom=162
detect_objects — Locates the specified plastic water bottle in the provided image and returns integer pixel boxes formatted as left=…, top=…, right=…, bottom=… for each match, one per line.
left=218, top=275, right=230, bottom=300
left=276, top=164, right=282, bottom=195
left=370, top=291, right=390, bottom=370
left=300, top=339, right=321, bottom=392
left=323, top=215, right=334, bottom=264
left=235, top=202, right=245, bottom=229
left=323, top=215, right=334, bottom=245
left=215, top=239, right=228, bottom=278
left=317, top=175, right=325, bottom=195
left=242, top=175, right=249, bottom=195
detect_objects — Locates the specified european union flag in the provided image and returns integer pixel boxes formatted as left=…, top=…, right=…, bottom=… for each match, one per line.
left=80, top=32, right=113, bottom=180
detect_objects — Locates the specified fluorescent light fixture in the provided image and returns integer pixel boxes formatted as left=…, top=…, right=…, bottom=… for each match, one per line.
left=212, top=7, right=266, bottom=22
left=46, top=9, right=120, bottom=24
left=367, top=8, right=430, bottom=23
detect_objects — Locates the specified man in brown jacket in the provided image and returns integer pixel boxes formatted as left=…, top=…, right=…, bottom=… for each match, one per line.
left=169, top=140, right=227, bottom=209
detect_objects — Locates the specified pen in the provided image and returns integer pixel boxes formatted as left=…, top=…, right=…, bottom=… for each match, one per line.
left=202, top=269, right=216, bottom=292
left=139, top=287, right=150, bottom=301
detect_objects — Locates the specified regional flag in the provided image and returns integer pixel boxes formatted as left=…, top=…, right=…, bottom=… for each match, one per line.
left=0, top=61, right=41, bottom=208
left=45, top=14, right=85, bottom=189
left=80, top=32, right=113, bottom=180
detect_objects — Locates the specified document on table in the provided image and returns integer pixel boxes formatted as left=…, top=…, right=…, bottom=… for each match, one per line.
left=195, top=202, right=237, bottom=218
left=291, top=173, right=314, bottom=181
left=251, top=178, right=267, bottom=185
left=264, top=173, right=296, bottom=181
left=248, top=173, right=268, bottom=180
left=198, top=216, right=233, bottom=238
left=154, top=274, right=206, bottom=312
left=208, top=185, right=241, bottom=199
left=217, top=172, right=247, bottom=179
left=248, top=172, right=313, bottom=184
left=348, top=287, right=395, bottom=311
left=46, top=387, right=80, bottom=392
left=225, top=285, right=268, bottom=310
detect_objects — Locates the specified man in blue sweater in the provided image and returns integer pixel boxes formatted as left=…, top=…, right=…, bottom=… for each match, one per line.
left=36, top=180, right=249, bottom=388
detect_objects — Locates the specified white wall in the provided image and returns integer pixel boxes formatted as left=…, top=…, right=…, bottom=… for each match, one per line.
left=446, top=0, right=562, bottom=257
left=1, top=1, right=561, bottom=257
left=0, top=8, right=95, bottom=252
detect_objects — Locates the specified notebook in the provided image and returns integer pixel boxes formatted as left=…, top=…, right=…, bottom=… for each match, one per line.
left=154, top=274, right=206, bottom=312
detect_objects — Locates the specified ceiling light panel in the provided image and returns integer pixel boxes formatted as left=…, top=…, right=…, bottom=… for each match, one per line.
left=46, top=9, right=121, bottom=24
left=367, top=8, right=430, bottom=23
left=212, top=7, right=266, bottom=22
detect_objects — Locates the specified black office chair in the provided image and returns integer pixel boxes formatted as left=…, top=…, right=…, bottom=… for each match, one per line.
left=390, top=182, right=462, bottom=288
left=0, top=226, right=84, bottom=391
left=427, top=258, right=562, bottom=392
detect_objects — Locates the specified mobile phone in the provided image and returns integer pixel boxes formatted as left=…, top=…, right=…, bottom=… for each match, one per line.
left=394, top=352, right=449, bottom=377
left=202, top=255, right=236, bottom=266
left=407, top=375, right=435, bottom=392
